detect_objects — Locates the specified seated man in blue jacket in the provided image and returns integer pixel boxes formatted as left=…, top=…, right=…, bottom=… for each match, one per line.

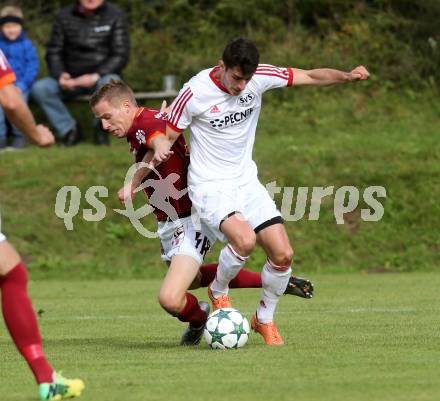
left=32, top=0, right=130, bottom=146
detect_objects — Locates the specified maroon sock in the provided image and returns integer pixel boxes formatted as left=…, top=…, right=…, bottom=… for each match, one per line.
left=199, top=264, right=218, bottom=287
left=177, top=293, right=207, bottom=327
left=230, top=269, right=262, bottom=288
left=199, top=263, right=262, bottom=288
left=0, top=263, right=54, bottom=384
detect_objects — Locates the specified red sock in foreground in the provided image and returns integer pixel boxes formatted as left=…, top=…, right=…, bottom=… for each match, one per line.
left=177, top=292, right=207, bottom=327
left=0, top=263, right=54, bottom=384
left=199, top=264, right=262, bottom=288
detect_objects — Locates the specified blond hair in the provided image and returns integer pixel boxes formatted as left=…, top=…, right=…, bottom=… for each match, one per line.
left=90, top=79, right=137, bottom=108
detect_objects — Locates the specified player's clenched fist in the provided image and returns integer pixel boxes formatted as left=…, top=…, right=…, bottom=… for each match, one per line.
left=35, top=124, right=55, bottom=147
left=153, top=149, right=174, bottom=164
left=349, top=65, right=370, bottom=81
left=151, top=135, right=174, bottom=164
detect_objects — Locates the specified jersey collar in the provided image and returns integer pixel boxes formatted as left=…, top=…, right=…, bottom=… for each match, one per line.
left=127, top=107, right=145, bottom=138
left=209, top=66, right=231, bottom=94
left=135, top=107, right=144, bottom=118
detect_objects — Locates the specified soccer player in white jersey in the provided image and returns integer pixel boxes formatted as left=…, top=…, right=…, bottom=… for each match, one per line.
left=159, top=37, right=369, bottom=345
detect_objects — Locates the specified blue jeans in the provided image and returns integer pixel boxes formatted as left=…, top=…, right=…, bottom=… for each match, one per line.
left=0, top=91, right=29, bottom=143
left=31, top=74, right=121, bottom=137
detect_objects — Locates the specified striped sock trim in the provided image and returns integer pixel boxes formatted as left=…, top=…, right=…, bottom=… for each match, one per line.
left=267, top=258, right=291, bottom=272
left=227, top=244, right=249, bottom=263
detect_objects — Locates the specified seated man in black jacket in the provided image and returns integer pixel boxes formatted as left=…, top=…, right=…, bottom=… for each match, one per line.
left=32, top=0, right=130, bottom=145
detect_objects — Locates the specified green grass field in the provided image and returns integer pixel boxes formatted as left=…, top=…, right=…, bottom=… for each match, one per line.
left=1, top=273, right=439, bottom=401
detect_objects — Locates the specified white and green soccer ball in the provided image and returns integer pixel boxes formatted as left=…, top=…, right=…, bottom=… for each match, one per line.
left=204, top=308, right=250, bottom=349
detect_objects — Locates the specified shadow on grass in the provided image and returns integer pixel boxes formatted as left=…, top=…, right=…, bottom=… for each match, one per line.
left=44, top=337, right=180, bottom=350
left=43, top=337, right=262, bottom=352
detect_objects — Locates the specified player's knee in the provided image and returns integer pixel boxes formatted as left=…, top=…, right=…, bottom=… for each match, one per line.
left=232, top=232, right=256, bottom=256
left=0, top=241, right=22, bottom=276
left=270, top=246, right=294, bottom=269
left=158, top=291, right=185, bottom=316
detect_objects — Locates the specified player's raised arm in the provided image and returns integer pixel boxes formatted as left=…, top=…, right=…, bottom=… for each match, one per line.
left=292, top=65, right=370, bottom=86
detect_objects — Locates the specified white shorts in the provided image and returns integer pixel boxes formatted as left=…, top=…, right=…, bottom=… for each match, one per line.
left=188, top=177, right=281, bottom=242
left=157, top=215, right=217, bottom=265
left=0, top=231, right=6, bottom=242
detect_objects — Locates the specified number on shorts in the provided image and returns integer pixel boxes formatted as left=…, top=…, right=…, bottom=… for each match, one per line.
left=195, top=232, right=211, bottom=258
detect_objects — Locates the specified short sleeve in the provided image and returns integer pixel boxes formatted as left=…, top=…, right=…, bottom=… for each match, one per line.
left=144, top=114, right=166, bottom=148
left=252, top=64, right=293, bottom=94
left=167, top=84, right=195, bottom=133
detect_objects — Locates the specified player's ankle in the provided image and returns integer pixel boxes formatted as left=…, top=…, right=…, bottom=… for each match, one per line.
left=209, top=281, right=229, bottom=298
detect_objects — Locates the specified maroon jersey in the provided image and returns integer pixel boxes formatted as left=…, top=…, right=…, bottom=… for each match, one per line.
left=127, top=107, right=192, bottom=221
left=0, top=49, right=16, bottom=89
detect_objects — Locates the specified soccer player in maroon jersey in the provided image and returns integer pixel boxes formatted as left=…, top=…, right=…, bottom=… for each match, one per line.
left=90, top=80, right=313, bottom=346
left=0, top=49, right=84, bottom=400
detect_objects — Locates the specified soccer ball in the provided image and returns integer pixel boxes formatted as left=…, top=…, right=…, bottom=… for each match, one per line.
left=204, top=308, right=250, bottom=349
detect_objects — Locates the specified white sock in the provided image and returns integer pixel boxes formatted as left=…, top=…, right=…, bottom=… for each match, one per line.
left=257, top=260, right=291, bottom=323
left=211, top=244, right=248, bottom=297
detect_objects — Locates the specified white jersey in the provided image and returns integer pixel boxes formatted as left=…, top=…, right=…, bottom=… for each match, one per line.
left=168, top=64, right=293, bottom=186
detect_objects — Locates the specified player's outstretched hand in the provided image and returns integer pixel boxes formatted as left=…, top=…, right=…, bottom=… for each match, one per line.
left=349, top=65, right=370, bottom=81
left=36, top=124, right=55, bottom=147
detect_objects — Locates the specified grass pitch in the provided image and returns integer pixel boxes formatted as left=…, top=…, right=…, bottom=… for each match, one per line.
left=1, top=273, right=439, bottom=401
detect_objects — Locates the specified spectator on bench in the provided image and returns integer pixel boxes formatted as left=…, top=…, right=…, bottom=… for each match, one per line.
left=32, top=0, right=130, bottom=146
left=0, top=5, right=39, bottom=149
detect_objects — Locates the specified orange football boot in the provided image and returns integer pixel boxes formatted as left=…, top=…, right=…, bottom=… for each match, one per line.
left=251, top=313, right=284, bottom=346
left=207, top=284, right=232, bottom=311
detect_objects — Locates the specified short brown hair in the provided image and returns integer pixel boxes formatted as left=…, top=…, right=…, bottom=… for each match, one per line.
left=222, top=37, right=259, bottom=76
left=90, top=79, right=137, bottom=108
